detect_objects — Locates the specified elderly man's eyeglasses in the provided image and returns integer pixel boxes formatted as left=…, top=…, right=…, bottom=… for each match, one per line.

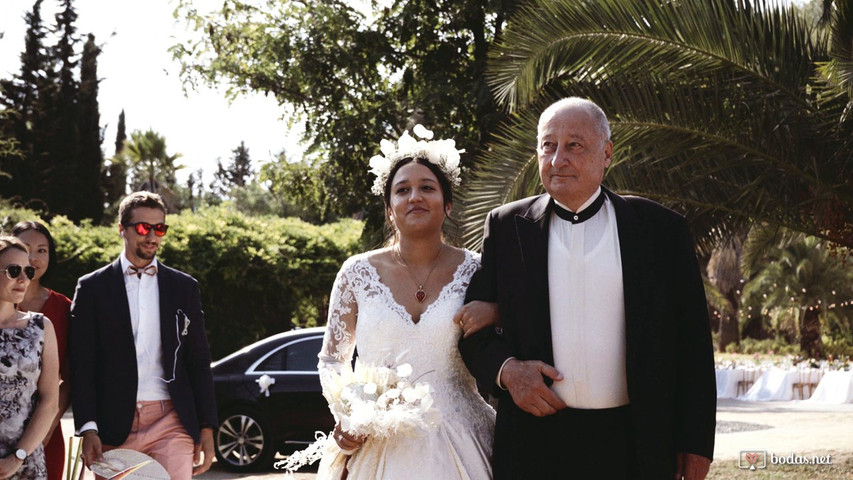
left=4, top=264, right=35, bottom=280
left=124, top=222, right=169, bottom=237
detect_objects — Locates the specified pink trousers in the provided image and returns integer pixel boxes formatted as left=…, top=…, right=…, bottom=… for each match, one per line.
left=103, top=400, right=195, bottom=480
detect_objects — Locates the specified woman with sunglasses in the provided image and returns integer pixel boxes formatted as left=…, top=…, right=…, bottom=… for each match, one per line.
left=0, top=236, right=60, bottom=479
left=12, top=221, right=72, bottom=480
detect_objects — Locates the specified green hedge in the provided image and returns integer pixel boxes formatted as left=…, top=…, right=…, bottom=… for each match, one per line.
left=1, top=205, right=363, bottom=359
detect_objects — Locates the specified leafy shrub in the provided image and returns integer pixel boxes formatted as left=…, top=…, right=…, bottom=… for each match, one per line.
left=726, top=338, right=801, bottom=356
left=822, top=336, right=853, bottom=357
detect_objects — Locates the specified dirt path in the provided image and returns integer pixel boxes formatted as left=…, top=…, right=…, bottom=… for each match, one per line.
left=714, top=398, right=853, bottom=469
left=63, top=399, right=853, bottom=478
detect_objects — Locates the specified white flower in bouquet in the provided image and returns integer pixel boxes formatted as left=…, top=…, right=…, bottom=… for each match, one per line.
left=326, top=358, right=435, bottom=438
left=276, top=359, right=436, bottom=476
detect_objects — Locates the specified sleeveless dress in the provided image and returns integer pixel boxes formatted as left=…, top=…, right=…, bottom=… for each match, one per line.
left=317, top=250, right=495, bottom=479
left=0, top=312, right=47, bottom=479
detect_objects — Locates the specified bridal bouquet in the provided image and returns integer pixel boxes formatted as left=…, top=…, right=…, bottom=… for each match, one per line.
left=276, top=359, right=436, bottom=475
left=325, top=358, right=436, bottom=437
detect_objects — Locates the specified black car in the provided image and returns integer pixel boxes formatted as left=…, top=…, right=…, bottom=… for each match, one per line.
left=211, top=326, right=335, bottom=471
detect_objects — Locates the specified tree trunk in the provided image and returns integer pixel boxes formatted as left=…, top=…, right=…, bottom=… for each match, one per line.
left=707, top=236, right=744, bottom=352
left=718, top=312, right=740, bottom=352
left=799, top=307, right=823, bottom=358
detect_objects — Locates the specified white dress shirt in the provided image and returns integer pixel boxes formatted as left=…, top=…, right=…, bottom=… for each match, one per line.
left=120, top=254, right=171, bottom=401
left=548, top=188, right=629, bottom=408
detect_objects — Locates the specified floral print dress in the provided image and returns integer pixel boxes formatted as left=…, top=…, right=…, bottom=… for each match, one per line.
left=0, top=312, right=47, bottom=479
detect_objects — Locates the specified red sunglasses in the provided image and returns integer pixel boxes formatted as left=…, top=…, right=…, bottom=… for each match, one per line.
left=125, top=222, right=169, bottom=237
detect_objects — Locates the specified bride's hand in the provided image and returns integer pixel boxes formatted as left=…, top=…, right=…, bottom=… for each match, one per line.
left=454, top=301, right=500, bottom=338
left=333, top=422, right=365, bottom=453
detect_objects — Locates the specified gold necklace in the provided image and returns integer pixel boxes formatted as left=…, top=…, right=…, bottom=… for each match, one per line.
left=395, top=244, right=444, bottom=303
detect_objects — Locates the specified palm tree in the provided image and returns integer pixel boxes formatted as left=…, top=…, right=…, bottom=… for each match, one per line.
left=124, top=129, right=183, bottom=193
left=706, top=235, right=744, bottom=352
left=741, top=230, right=853, bottom=357
left=461, top=0, right=853, bottom=255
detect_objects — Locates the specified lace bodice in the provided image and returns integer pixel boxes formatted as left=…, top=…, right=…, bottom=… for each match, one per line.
left=319, top=249, right=480, bottom=398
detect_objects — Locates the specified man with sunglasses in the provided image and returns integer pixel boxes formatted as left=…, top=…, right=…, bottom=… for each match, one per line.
left=69, top=191, right=218, bottom=479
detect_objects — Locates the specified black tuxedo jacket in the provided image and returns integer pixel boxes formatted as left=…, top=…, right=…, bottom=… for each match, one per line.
left=69, top=258, right=218, bottom=446
left=460, top=188, right=716, bottom=479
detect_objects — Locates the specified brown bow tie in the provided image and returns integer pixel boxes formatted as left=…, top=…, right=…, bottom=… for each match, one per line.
left=126, top=265, right=157, bottom=279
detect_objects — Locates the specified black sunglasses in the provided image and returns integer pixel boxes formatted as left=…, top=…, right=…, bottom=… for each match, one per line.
left=124, top=222, right=169, bottom=237
left=4, top=264, right=35, bottom=280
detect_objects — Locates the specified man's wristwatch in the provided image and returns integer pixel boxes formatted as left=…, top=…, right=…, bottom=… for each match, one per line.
left=14, top=448, right=26, bottom=460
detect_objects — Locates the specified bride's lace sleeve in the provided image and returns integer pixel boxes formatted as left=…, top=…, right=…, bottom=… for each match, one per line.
left=318, top=258, right=358, bottom=381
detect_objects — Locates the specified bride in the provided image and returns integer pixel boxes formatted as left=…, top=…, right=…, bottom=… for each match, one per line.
left=316, top=126, right=496, bottom=479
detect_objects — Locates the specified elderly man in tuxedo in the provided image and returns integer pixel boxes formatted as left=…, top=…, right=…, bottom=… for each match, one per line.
left=459, top=97, right=716, bottom=479
left=70, top=191, right=217, bottom=478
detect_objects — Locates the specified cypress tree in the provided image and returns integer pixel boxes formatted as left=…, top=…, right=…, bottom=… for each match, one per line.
left=2, top=0, right=106, bottom=223
left=0, top=0, right=52, bottom=208
left=43, top=0, right=82, bottom=220
left=77, top=33, right=104, bottom=221
left=115, top=109, right=127, bottom=155
left=103, top=110, right=128, bottom=207
left=211, top=141, right=253, bottom=196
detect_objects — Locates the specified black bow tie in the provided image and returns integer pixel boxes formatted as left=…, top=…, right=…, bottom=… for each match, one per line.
left=551, top=192, right=606, bottom=224
left=126, top=265, right=157, bottom=279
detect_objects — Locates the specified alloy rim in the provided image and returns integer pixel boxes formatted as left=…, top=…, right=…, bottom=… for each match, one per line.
left=217, top=414, right=265, bottom=466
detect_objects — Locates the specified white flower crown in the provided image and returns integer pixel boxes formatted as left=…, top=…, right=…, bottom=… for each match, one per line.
left=368, top=124, right=464, bottom=196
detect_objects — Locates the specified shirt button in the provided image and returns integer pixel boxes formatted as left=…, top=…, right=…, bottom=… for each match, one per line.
left=573, top=215, right=579, bottom=221
left=137, top=402, right=143, bottom=409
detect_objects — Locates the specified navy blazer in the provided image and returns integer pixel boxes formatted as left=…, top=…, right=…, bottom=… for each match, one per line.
left=460, top=188, right=716, bottom=479
left=69, top=258, right=218, bottom=446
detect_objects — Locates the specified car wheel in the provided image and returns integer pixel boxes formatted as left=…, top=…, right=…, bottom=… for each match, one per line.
left=214, top=408, right=276, bottom=472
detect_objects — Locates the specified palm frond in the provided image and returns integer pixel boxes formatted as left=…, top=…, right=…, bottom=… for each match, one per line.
left=462, top=0, right=853, bottom=251
left=828, top=0, right=853, bottom=92
left=462, top=73, right=852, bottom=249
left=490, top=0, right=818, bottom=111
left=459, top=108, right=543, bottom=250
left=704, top=277, right=735, bottom=317
left=741, top=224, right=804, bottom=278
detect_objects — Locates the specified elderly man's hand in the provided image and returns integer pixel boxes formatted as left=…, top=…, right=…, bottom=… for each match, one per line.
left=500, top=359, right=566, bottom=417
left=675, top=452, right=711, bottom=480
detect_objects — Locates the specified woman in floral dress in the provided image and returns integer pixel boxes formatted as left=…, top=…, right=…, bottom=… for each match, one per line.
left=13, top=221, right=72, bottom=480
left=0, top=236, right=59, bottom=479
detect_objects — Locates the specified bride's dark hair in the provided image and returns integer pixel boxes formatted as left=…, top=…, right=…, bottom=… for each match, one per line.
left=382, top=156, right=459, bottom=246
left=382, top=156, right=453, bottom=207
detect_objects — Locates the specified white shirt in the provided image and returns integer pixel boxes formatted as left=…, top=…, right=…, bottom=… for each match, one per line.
left=547, top=188, right=629, bottom=408
left=120, top=254, right=171, bottom=401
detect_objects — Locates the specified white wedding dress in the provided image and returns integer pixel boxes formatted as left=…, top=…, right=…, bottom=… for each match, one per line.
left=317, top=249, right=495, bottom=480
